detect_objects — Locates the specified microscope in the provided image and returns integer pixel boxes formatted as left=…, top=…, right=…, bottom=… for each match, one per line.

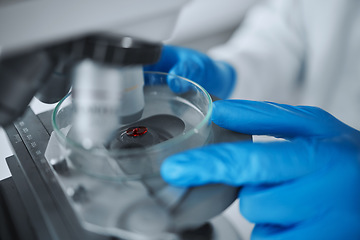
left=0, top=1, right=251, bottom=239
left=0, top=0, right=184, bottom=127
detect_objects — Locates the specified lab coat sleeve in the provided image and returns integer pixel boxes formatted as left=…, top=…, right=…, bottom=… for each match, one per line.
left=208, top=0, right=306, bottom=103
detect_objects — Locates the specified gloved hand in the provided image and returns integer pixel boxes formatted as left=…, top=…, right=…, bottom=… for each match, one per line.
left=144, top=45, right=236, bottom=99
left=161, top=100, right=360, bottom=240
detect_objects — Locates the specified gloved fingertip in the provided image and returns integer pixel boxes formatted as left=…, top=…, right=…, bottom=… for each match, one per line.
left=212, top=100, right=217, bottom=109
left=161, top=156, right=194, bottom=186
left=211, top=101, right=218, bottom=121
left=168, top=68, right=191, bottom=94
left=211, top=100, right=227, bottom=123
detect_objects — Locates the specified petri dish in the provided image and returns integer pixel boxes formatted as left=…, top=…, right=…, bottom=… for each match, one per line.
left=52, top=71, right=213, bottom=181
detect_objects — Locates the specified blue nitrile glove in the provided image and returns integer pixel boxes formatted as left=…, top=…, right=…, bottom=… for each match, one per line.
left=144, top=45, right=236, bottom=99
left=161, top=100, right=360, bottom=240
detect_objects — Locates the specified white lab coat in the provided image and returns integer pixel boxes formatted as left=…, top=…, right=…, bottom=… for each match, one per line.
left=209, top=0, right=360, bottom=130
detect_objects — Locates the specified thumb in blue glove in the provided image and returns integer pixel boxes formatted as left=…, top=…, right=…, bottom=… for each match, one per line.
left=144, top=45, right=236, bottom=99
left=161, top=99, right=360, bottom=240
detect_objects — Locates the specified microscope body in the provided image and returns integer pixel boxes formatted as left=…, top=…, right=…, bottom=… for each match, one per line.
left=0, top=0, right=189, bottom=127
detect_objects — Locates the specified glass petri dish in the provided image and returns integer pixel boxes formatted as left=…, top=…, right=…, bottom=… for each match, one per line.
left=52, top=72, right=213, bottom=181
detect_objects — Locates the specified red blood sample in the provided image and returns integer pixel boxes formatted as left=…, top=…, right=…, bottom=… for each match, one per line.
left=126, top=126, right=148, bottom=137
